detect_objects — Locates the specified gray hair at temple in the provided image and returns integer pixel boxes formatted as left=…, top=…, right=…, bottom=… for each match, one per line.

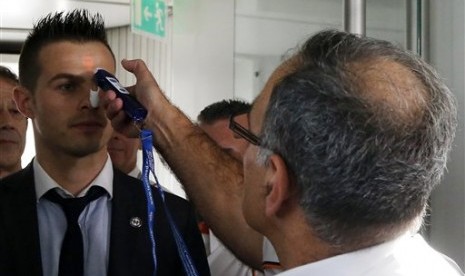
left=258, top=30, right=457, bottom=250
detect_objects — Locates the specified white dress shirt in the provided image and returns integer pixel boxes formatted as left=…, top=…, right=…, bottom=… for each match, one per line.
left=35, top=157, right=113, bottom=276
left=277, top=233, right=463, bottom=276
left=207, top=231, right=261, bottom=276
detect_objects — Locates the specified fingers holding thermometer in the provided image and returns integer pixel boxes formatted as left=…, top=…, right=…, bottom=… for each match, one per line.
left=95, top=68, right=144, bottom=138
left=99, top=59, right=171, bottom=139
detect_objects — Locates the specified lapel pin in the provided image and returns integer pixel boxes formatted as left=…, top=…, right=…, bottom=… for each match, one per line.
left=130, top=217, right=142, bottom=228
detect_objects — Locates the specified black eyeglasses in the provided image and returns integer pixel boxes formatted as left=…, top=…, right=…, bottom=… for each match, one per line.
left=229, top=114, right=261, bottom=146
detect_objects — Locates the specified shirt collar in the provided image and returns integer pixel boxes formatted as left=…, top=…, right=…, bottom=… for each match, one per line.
left=278, top=232, right=413, bottom=275
left=34, top=155, right=114, bottom=202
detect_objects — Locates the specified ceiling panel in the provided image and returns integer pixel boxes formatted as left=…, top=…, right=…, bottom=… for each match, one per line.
left=0, top=0, right=130, bottom=42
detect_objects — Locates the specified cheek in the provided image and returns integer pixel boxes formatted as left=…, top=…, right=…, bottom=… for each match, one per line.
left=18, top=121, right=28, bottom=145
left=242, top=151, right=268, bottom=232
left=243, top=148, right=255, bottom=181
left=19, top=120, right=28, bottom=133
left=243, top=148, right=264, bottom=197
left=34, top=96, right=62, bottom=116
left=237, top=140, right=250, bottom=159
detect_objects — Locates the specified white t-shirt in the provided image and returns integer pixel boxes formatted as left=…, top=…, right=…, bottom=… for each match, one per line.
left=207, top=231, right=262, bottom=276
left=277, top=233, right=463, bottom=276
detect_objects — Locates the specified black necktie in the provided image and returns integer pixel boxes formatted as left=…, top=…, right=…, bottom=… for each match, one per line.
left=43, top=186, right=106, bottom=276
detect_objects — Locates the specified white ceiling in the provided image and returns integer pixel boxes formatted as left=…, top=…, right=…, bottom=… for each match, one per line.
left=1, top=0, right=405, bottom=57
left=0, top=0, right=131, bottom=42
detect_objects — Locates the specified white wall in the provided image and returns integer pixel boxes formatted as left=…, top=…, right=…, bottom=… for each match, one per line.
left=233, top=0, right=407, bottom=100
left=428, top=0, right=465, bottom=270
left=171, top=0, right=235, bottom=118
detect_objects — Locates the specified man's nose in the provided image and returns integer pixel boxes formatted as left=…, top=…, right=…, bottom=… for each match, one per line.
left=80, top=85, right=100, bottom=110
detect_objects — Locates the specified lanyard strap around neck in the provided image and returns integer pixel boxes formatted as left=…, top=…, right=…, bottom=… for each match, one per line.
left=140, top=129, right=199, bottom=276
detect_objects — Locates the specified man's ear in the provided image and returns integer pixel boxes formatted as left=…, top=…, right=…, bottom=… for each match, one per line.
left=264, top=154, right=292, bottom=217
left=14, top=86, right=34, bottom=118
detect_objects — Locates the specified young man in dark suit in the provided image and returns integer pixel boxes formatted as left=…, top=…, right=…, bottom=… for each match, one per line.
left=0, top=10, right=209, bottom=276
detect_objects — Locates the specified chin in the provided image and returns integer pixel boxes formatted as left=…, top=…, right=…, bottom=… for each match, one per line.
left=67, top=144, right=104, bottom=157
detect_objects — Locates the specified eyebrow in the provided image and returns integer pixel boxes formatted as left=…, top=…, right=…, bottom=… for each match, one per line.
left=48, top=73, right=87, bottom=84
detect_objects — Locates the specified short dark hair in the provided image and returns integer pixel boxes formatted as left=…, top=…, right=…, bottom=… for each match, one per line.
left=197, top=99, right=251, bottom=124
left=18, top=9, right=114, bottom=91
left=0, top=65, right=19, bottom=84
left=259, top=30, right=457, bottom=249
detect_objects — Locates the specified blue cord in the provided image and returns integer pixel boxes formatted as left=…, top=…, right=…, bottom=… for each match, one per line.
left=141, top=129, right=199, bottom=276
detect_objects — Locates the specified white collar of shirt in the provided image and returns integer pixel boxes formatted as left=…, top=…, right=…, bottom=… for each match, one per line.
left=278, top=234, right=405, bottom=275
left=34, top=155, right=114, bottom=201
left=276, top=232, right=462, bottom=276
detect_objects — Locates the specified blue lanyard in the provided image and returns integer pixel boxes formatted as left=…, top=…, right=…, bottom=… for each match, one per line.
left=140, top=129, right=199, bottom=276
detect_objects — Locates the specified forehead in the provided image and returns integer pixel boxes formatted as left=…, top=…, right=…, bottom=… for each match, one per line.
left=199, top=117, right=229, bottom=136
left=234, top=113, right=249, bottom=126
left=38, top=41, right=116, bottom=74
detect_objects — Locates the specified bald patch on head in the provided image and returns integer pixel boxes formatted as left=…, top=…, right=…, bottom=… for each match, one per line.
left=349, top=58, right=427, bottom=127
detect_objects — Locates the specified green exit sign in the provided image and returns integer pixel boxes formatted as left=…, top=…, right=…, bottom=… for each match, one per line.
left=131, top=0, right=166, bottom=40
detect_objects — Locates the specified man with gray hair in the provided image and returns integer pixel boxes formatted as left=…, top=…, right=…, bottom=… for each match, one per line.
left=104, top=30, right=463, bottom=275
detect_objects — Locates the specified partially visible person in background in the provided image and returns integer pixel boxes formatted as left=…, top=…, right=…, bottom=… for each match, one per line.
left=197, top=99, right=282, bottom=276
left=108, top=129, right=174, bottom=193
left=0, top=66, right=27, bottom=179
left=197, top=99, right=250, bottom=160
left=107, top=130, right=141, bottom=178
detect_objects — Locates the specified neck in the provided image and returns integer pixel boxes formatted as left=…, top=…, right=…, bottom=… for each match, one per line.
left=36, top=150, right=108, bottom=196
left=267, top=209, right=340, bottom=270
left=122, top=163, right=138, bottom=175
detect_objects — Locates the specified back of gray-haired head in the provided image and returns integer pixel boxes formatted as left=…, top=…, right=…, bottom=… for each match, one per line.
left=259, top=29, right=457, bottom=249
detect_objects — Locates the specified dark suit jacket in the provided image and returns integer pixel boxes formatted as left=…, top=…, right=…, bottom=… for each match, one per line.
left=0, top=162, right=210, bottom=276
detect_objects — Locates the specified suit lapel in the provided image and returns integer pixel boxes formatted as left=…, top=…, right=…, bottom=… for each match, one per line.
left=3, top=163, right=43, bottom=275
left=108, top=169, right=154, bottom=276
